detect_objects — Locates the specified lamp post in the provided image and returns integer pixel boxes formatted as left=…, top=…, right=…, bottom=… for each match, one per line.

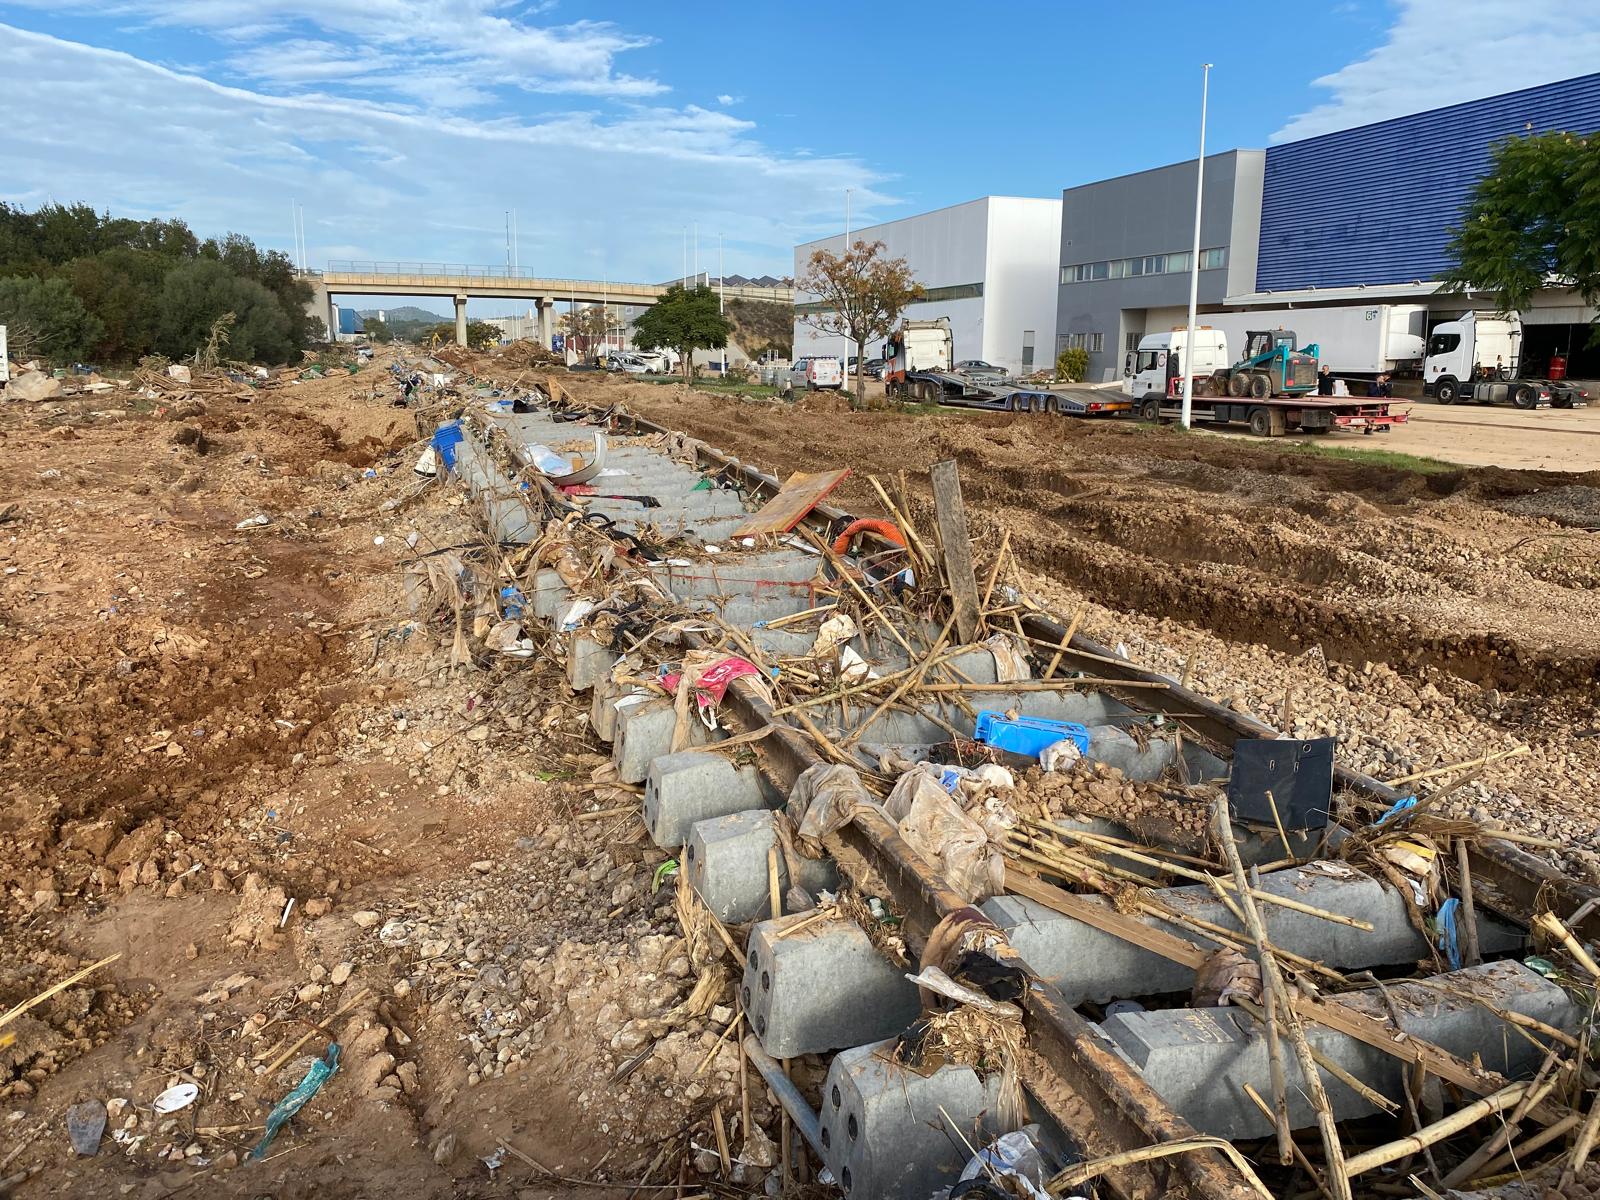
left=843, top=187, right=853, bottom=381
left=719, top=233, right=727, bottom=376
left=1181, top=63, right=1212, bottom=431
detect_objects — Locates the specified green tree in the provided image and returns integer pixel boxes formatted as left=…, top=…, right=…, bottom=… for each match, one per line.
left=365, top=317, right=393, bottom=343
left=420, top=320, right=500, bottom=348
left=156, top=259, right=294, bottom=364
left=797, top=240, right=922, bottom=407
left=0, top=275, right=104, bottom=362
left=1446, top=131, right=1600, bottom=320
left=1056, top=347, right=1089, bottom=382
left=66, top=247, right=167, bottom=360
left=632, top=285, right=729, bottom=382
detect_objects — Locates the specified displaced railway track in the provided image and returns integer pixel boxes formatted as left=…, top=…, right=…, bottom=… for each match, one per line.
left=419, top=366, right=1600, bottom=1199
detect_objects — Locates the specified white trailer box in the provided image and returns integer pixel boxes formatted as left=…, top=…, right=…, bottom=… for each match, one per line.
left=1204, top=304, right=1426, bottom=375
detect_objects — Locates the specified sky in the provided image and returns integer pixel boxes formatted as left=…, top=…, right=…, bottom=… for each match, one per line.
left=2, top=0, right=1599, bottom=316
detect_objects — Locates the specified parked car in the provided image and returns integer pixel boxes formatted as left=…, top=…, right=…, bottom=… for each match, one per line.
left=785, top=356, right=844, bottom=393
left=356, top=345, right=374, bottom=361
left=863, top=357, right=886, bottom=380
left=635, top=350, right=672, bottom=374
left=607, top=352, right=649, bottom=374
left=954, top=359, right=1004, bottom=378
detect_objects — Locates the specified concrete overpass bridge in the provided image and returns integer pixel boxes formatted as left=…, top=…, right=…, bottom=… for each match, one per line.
left=300, top=261, right=792, bottom=346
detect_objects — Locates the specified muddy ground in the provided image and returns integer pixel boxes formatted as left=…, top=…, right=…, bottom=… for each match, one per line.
left=3, top=355, right=1598, bottom=1198
left=0, top=357, right=776, bottom=1199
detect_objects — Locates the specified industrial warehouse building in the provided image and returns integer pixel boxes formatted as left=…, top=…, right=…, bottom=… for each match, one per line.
left=791, top=196, right=1062, bottom=377
left=1058, top=72, right=1600, bottom=381
left=791, top=72, right=1600, bottom=384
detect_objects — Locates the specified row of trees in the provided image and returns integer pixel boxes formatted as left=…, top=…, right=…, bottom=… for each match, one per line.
left=0, top=203, right=319, bottom=365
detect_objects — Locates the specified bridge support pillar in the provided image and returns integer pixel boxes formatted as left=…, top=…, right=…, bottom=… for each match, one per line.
left=537, top=299, right=553, bottom=349
left=453, top=294, right=468, bottom=346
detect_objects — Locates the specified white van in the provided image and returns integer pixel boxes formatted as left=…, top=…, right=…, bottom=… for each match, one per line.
left=1120, top=329, right=1230, bottom=400
left=787, top=356, right=844, bottom=392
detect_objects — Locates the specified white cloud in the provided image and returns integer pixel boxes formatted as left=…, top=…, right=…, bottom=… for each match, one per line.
left=716, top=94, right=738, bottom=106
left=8, top=0, right=668, bottom=100
left=1274, top=0, right=1600, bottom=142
left=0, top=24, right=889, bottom=280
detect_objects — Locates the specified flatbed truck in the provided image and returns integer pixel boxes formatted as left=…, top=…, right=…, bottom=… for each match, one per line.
left=883, top=319, right=1131, bottom=416
left=1134, top=376, right=1407, bottom=435
left=1121, top=329, right=1404, bottom=435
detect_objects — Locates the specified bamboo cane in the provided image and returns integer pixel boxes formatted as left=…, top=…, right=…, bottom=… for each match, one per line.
left=1382, top=745, right=1529, bottom=787
left=1024, top=820, right=1374, bottom=930
left=1342, top=1082, right=1530, bottom=1177
left=1215, top=797, right=1352, bottom=1200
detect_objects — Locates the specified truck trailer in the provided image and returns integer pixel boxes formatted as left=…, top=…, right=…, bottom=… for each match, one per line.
left=1202, top=304, right=1427, bottom=376
left=885, top=318, right=1129, bottom=416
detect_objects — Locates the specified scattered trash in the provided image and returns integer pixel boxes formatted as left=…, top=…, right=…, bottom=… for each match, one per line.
left=249, top=1044, right=340, bottom=1160
left=373, top=536, right=385, bottom=546
left=166, top=364, right=192, bottom=383
left=414, top=447, right=439, bottom=476
left=954, top=1126, right=1057, bottom=1200
left=974, top=711, right=1091, bottom=763
left=234, top=514, right=270, bottom=530
left=152, top=1083, right=200, bottom=1114
left=66, top=1099, right=106, bottom=1156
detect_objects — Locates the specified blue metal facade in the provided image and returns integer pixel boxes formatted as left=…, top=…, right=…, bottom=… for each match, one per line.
left=1257, top=73, right=1600, bottom=292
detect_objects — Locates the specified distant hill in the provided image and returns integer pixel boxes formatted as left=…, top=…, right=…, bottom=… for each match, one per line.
left=358, top=304, right=446, bottom=323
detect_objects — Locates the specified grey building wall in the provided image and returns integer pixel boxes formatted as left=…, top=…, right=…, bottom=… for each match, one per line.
left=1057, top=149, right=1263, bottom=380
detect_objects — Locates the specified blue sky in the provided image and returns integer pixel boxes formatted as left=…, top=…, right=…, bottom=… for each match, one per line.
left=3, top=0, right=1598, bottom=316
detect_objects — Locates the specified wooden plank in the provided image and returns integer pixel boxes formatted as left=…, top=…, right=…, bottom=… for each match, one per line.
left=730, top=469, right=851, bottom=538
left=930, top=459, right=981, bottom=645
left=1004, top=866, right=1208, bottom=969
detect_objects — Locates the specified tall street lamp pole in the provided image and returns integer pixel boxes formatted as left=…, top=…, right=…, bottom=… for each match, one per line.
left=1181, top=63, right=1212, bottom=431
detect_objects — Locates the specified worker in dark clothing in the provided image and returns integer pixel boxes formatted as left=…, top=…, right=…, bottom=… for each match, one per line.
left=1366, top=373, right=1393, bottom=398
left=1316, top=365, right=1334, bottom=396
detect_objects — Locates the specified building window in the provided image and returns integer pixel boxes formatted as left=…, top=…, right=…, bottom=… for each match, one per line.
left=1061, top=245, right=1230, bottom=283
left=1063, top=332, right=1104, bottom=353
left=1125, top=331, right=1142, bottom=353
left=1022, top=330, right=1035, bottom=371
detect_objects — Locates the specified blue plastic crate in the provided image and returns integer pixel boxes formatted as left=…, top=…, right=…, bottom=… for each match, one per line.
left=973, top=711, right=1091, bottom=759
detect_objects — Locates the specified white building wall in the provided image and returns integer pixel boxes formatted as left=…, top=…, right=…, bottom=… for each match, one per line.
left=792, top=196, right=1062, bottom=378
left=981, top=198, right=1062, bottom=375
left=793, top=199, right=992, bottom=366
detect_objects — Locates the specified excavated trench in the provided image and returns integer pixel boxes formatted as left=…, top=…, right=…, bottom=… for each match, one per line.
left=424, top=377, right=1597, bottom=1200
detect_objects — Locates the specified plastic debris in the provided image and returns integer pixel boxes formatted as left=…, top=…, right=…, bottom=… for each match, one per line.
left=955, top=1125, right=1057, bottom=1200
left=974, top=711, right=1091, bottom=761
left=1435, top=897, right=1463, bottom=970
left=153, top=1083, right=200, bottom=1114
left=250, top=1043, right=340, bottom=1160
left=66, top=1099, right=106, bottom=1155
left=234, top=514, right=270, bottom=530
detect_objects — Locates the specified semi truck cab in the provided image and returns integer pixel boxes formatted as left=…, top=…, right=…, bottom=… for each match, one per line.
left=1121, top=328, right=1230, bottom=399
left=1424, top=310, right=1551, bottom=407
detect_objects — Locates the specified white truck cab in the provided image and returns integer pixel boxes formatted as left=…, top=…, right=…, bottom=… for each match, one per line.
left=883, top=318, right=953, bottom=384
left=1121, top=328, right=1230, bottom=399
left=1424, top=310, right=1553, bottom=407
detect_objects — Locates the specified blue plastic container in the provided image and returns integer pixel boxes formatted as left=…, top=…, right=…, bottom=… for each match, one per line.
left=431, top=421, right=465, bottom=471
left=973, top=711, right=1091, bottom=759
